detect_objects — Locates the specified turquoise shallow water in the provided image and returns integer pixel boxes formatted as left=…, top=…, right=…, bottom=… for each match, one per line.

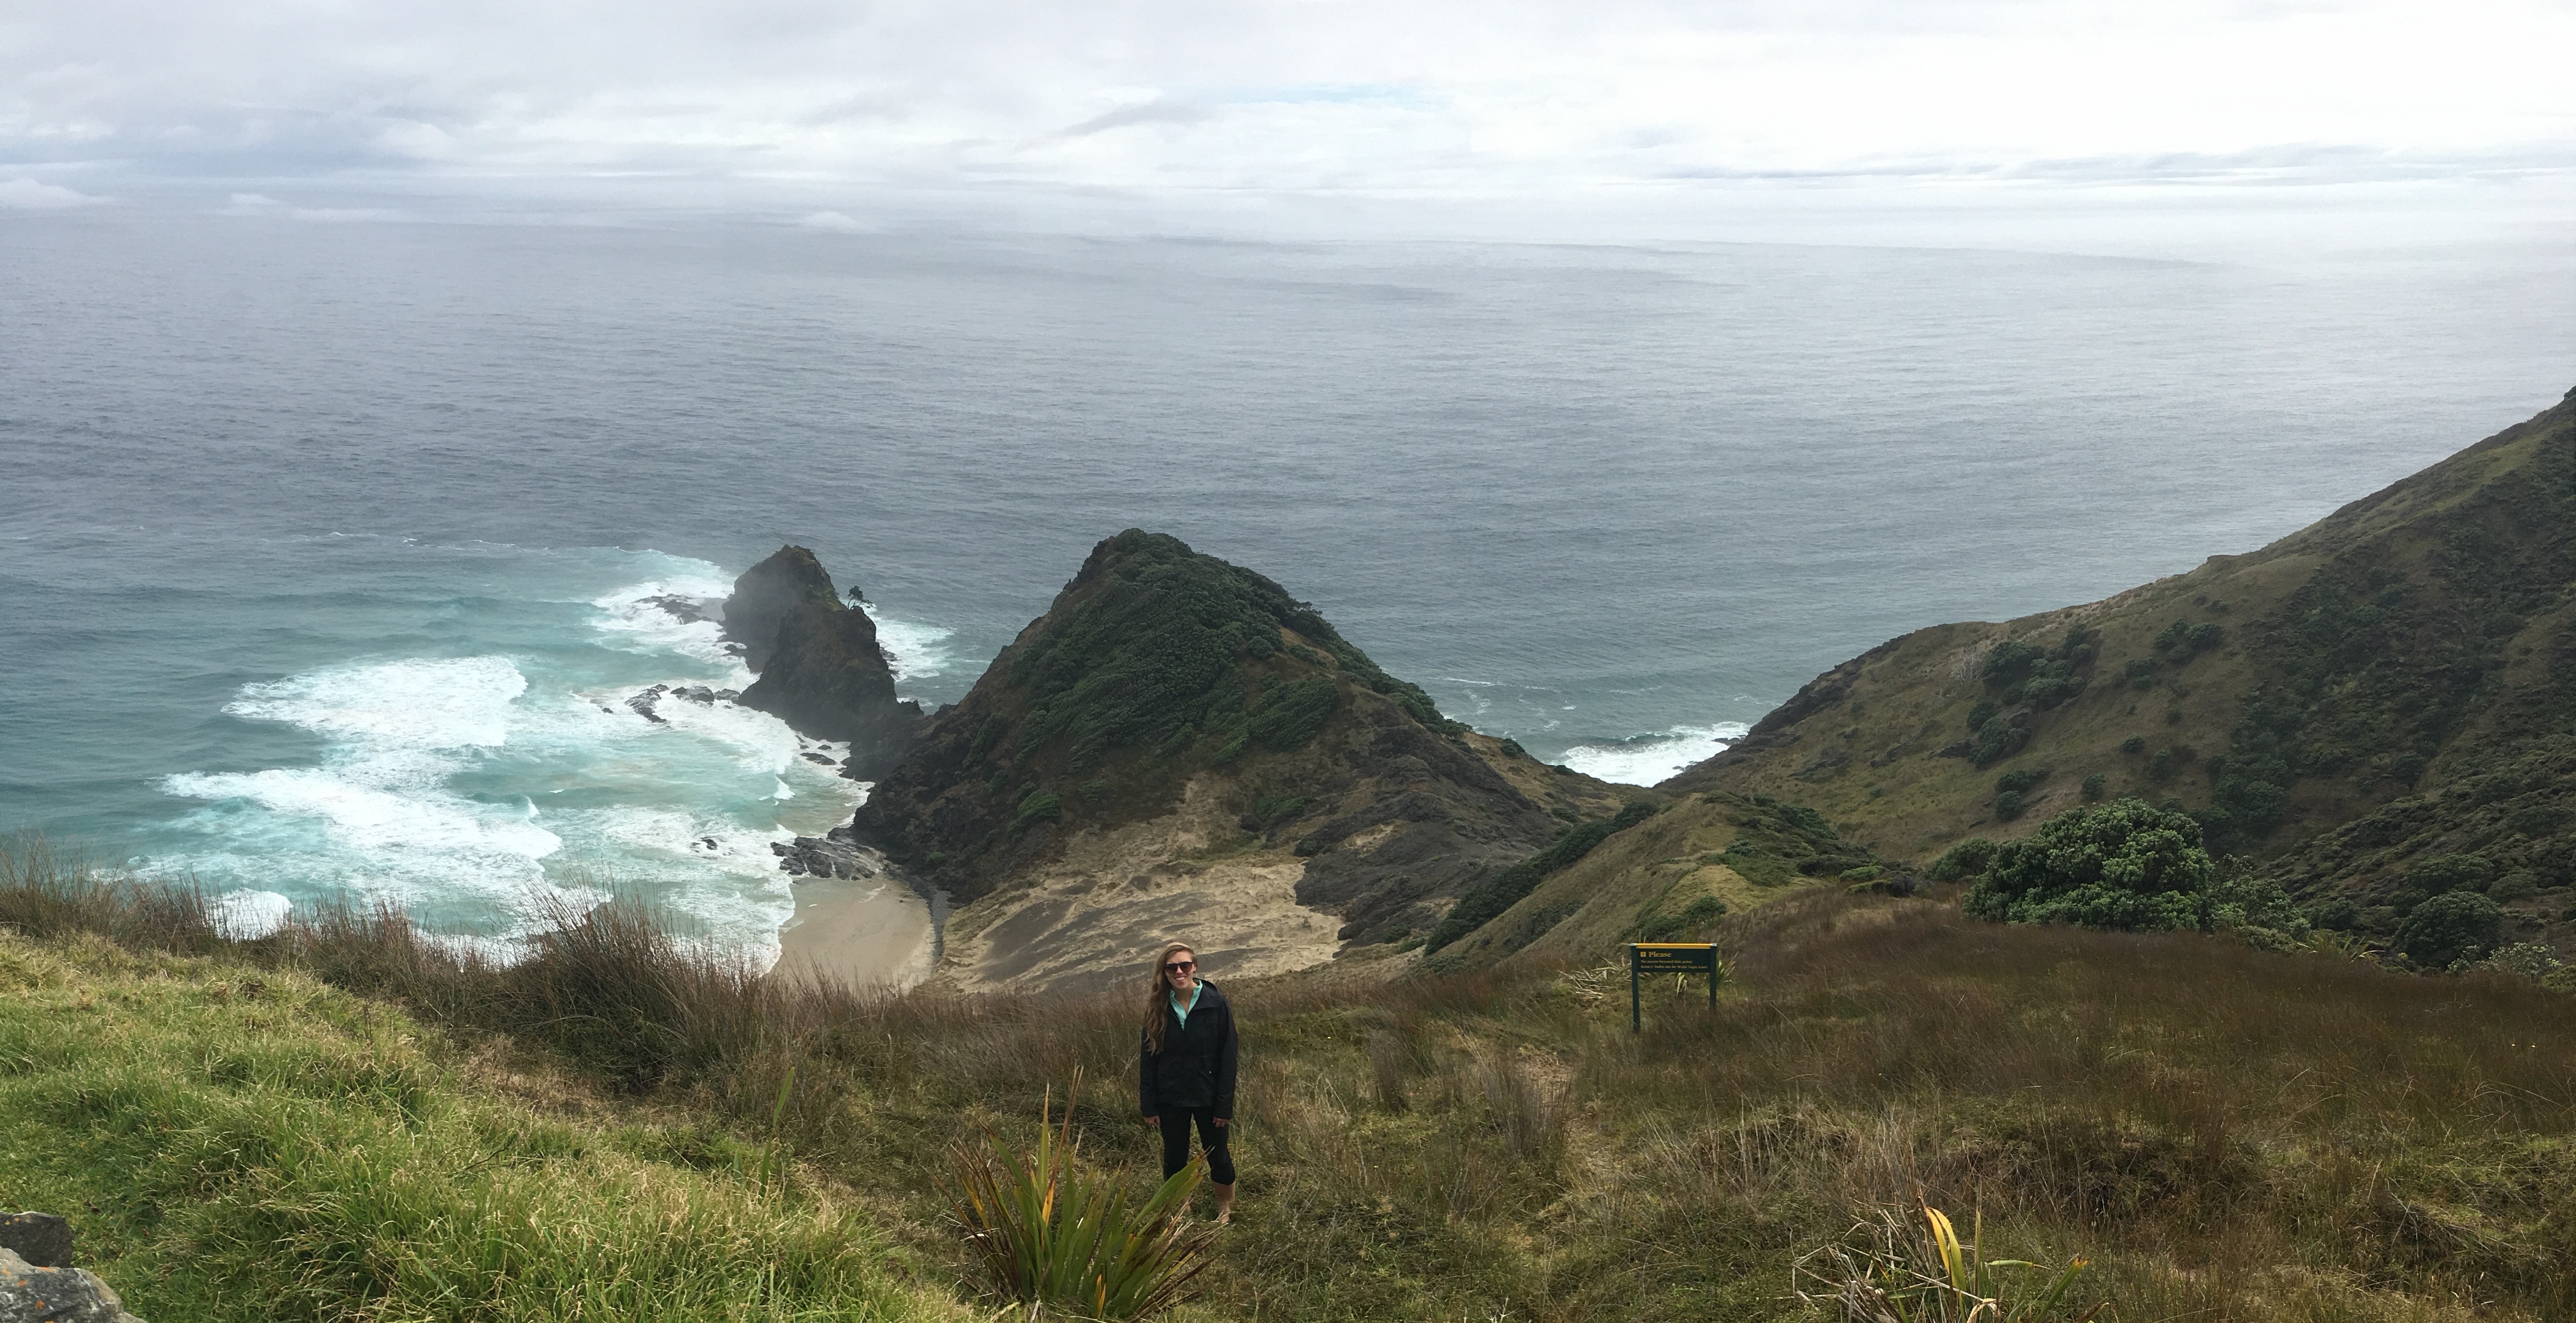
left=5, top=216, right=2571, bottom=954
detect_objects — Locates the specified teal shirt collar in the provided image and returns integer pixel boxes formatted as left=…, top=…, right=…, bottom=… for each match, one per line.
left=1169, top=983, right=1203, bottom=1026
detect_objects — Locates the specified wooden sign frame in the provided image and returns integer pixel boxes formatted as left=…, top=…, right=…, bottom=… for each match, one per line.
left=1629, top=942, right=1719, bottom=1032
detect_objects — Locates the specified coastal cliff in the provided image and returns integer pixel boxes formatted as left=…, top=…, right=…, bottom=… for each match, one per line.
left=725, top=545, right=924, bottom=781
left=847, top=529, right=1637, bottom=991
left=1667, top=387, right=2576, bottom=959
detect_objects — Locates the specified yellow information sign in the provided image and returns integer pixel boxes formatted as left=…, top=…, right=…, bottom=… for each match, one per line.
left=1629, top=942, right=1719, bottom=1031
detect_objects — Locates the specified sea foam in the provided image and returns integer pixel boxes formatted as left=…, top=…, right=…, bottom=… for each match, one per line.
left=1558, top=723, right=1749, bottom=787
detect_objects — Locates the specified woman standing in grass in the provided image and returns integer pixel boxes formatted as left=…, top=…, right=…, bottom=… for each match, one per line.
left=1140, top=941, right=1238, bottom=1223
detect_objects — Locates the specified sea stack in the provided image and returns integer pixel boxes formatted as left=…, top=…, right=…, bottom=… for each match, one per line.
left=724, top=545, right=923, bottom=780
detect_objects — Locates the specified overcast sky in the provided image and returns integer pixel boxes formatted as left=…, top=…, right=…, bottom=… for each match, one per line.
left=4, top=0, right=2572, bottom=248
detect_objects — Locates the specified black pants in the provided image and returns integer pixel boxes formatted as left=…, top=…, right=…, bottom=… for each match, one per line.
left=1157, top=1107, right=1235, bottom=1185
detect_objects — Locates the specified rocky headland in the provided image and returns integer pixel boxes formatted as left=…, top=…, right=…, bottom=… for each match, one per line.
left=842, top=529, right=1639, bottom=992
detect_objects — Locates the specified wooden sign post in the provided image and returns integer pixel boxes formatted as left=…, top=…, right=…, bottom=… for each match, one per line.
left=1629, top=942, right=1719, bottom=1032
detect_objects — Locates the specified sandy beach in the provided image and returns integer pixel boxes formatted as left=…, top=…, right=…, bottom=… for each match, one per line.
left=770, top=873, right=939, bottom=993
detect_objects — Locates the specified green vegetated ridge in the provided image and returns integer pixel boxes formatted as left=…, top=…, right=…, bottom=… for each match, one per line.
left=1670, top=387, right=2576, bottom=965
left=852, top=529, right=1633, bottom=944
left=1428, top=790, right=1885, bottom=970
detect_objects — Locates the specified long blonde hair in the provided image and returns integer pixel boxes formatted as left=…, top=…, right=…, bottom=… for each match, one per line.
left=1142, top=942, right=1195, bottom=1053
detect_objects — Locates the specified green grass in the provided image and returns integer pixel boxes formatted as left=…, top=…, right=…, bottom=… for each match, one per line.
left=0, top=930, right=972, bottom=1323
left=8, top=838, right=2574, bottom=1322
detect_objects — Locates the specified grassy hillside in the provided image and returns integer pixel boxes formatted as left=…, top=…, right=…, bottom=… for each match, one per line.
left=0, top=930, right=970, bottom=1323
left=13, top=851, right=2573, bottom=1322
left=1426, top=790, right=1881, bottom=969
left=1671, top=388, right=2576, bottom=960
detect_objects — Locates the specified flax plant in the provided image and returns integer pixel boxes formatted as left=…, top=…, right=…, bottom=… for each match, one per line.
left=949, top=1072, right=1220, bottom=1320
left=1793, top=1205, right=2103, bottom=1323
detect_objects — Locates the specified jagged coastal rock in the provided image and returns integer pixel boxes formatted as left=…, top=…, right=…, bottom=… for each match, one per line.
left=1668, top=387, right=2576, bottom=959
left=848, top=529, right=1634, bottom=991
left=723, top=545, right=924, bottom=780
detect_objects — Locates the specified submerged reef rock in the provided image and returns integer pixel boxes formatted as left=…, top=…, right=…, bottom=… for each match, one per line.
left=725, top=545, right=923, bottom=780
left=849, top=529, right=1639, bottom=991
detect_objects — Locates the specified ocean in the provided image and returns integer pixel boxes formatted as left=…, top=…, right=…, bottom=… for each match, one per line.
left=5, top=214, right=2571, bottom=960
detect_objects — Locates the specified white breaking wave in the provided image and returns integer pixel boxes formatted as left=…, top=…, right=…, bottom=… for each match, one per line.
left=591, top=572, right=749, bottom=676
left=227, top=654, right=527, bottom=750
left=152, top=554, right=874, bottom=970
left=162, top=654, right=571, bottom=910
left=862, top=605, right=957, bottom=682
left=208, top=888, right=292, bottom=939
left=1558, top=723, right=1749, bottom=787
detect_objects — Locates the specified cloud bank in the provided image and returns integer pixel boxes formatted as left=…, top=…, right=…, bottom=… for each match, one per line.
left=4, top=0, right=2570, bottom=241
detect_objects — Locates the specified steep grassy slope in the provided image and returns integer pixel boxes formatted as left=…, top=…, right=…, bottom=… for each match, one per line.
left=0, top=930, right=969, bottom=1323
left=850, top=530, right=1634, bottom=989
left=1671, top=387, right=2576, bottom=956
left=1429, top=790, right=1882, bottom=969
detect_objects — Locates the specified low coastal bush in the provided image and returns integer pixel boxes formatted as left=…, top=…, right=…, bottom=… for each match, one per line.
left=2394, top=890, right=2504, bottom=968
left=1964, top=798, right=2306, bottom=945
left=1924, top=836, right=1999, bottom=881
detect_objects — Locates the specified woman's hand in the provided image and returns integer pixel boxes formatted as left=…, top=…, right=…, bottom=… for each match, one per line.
left=1142, top=1114, right=1158, bottom=1127
left=1212, top=1117, right=1228, bottom=1128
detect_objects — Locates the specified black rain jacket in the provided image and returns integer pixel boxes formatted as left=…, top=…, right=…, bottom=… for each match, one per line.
left=1139, top=980, right=1238, bottom=1119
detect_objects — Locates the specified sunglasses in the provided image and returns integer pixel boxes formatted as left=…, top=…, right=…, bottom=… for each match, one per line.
left=1163, top=961, right=1196, bottom=973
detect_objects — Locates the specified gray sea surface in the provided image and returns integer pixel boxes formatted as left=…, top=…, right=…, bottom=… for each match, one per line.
left=4, top=215, right=2570, bottom=951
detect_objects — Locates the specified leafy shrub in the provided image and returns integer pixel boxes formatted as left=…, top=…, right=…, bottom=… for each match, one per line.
left=2123, top=658, right=2158, bottom=689
left=1243, top=794, right=1307, bottom=831
left=2152, top=618, right=2223, bottom=663
left=1243, top=674, right=1339, bottom=751
left=1994, top=790, right=2026, bottom=821
left=1981, top=641, right=2048, bottom=687
left=2476, top=942, right=2564, bottom=980
left=1995, top=766, right=2051, bottom=795
left=2080, top=773, right=2106, bottom=802
left=2121, top=735, right=2146, bottom=755
left=1636, top=895, right=1727, bottom=942
left=2146, top=750, right=2174, bottom=783
left=2491, top=869, right=2541, bottom=902
left=1008, top=790, right=1063, bottom=836
left=1924, top=837, right=1998, bottom=881
left=2402, top=853, right=2495, bottom=904
left=1964, top=799, right=2216, bottom=931
left=1966, top=699, right=1998, bottom=734
left=2394, top=891, right=2503, bottom=968
left=1969, top=717, right=2029, bottom=769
